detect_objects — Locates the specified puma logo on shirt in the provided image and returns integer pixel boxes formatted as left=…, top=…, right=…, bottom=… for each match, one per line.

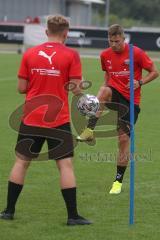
left=38, top=50, right=56, bottom=64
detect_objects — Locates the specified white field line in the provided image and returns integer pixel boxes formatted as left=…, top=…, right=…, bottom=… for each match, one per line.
left=0, top=50, right=159, bottom=61
left=0, top=50, right=18, bottom=54
left=0, top=76, right=15, bottom=82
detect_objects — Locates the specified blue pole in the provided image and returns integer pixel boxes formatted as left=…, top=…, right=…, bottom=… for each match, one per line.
left=129, top=44, right=135, bottom=225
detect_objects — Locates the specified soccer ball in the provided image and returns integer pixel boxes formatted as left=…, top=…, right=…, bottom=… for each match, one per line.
left=77, top=94, right=100, bottom=117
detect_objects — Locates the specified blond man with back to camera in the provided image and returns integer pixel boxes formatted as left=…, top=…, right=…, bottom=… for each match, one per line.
left=0, top=15, right=92, bottom=226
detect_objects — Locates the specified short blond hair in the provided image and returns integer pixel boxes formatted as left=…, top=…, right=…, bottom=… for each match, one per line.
left=108, top=24, right=124, bottom=37
left=47, top=15, right=69, bottom=34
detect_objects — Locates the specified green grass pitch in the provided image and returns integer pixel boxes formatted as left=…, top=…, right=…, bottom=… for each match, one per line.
left=0, top=53, right=160, bottom=240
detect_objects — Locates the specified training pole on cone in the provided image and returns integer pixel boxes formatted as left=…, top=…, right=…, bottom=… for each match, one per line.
left=129, top=44, right=135, bottom=225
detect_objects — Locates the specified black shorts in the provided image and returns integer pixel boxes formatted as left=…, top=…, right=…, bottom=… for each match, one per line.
left=105, top=87, right=140, bottom=135
left=15, top=122, right=74, bottom=161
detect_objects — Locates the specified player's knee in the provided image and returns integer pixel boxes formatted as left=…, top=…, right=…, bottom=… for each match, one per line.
left=98, top=86, right=112, bottom=101
left=15, top=158, right=31, bottom=169
left=118, top=133, right=129, bottom=146
left=56, top=158, right=73, bottom=171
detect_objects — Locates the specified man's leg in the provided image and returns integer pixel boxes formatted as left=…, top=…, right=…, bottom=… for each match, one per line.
left=97, top=86, right=112, bottom=117
left=88, top=86, right=112, bottom=127
left=109, top=97, right=140, bottom=194
left=77, top=86, right=112, bottom=141
left=0, top=155, right=31, bottom=219
left=109, top=130, right=129, bottom=194
left=56, top=158, right=92, bottom=225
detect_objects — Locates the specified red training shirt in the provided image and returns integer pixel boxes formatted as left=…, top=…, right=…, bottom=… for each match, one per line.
left=100, top=43, right=153, bottom=105
left=18, top=42, right=82, bottom=128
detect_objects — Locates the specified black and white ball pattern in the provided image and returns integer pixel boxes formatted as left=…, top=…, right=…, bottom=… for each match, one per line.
left=77, top=94, right=100, bottom=117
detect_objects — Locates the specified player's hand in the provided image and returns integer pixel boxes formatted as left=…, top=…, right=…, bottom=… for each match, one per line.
left=126, top=80, right=140, bottom=90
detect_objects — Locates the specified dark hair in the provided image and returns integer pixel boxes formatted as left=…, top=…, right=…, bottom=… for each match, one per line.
left=47, top=15, right=69, bottom=34
left=108, top=24, right=124, bottom=37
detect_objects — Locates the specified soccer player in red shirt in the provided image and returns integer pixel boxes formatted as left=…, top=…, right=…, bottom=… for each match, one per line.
left=77, top=24, right=159, bottom=194
left=0, top=15, right=92, bottom=225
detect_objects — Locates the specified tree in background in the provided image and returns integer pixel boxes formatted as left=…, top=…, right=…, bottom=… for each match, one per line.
left=109, top=0, right=160, bottom=27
